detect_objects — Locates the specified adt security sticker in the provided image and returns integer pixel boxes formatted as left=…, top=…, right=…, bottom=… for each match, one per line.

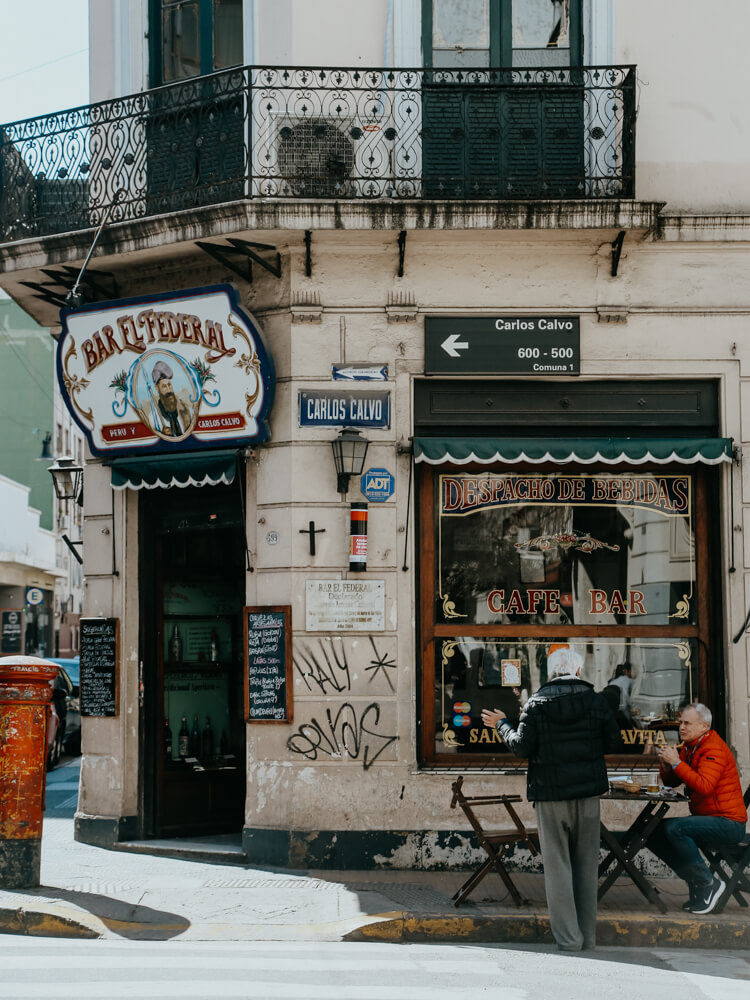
left=361, top=467, right=395, bottom=502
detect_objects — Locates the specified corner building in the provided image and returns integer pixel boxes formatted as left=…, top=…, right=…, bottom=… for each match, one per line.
left=0, top=0, right=748, bottom=868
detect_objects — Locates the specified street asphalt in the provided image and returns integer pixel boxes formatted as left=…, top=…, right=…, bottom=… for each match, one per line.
left=1, top=757, right=749, bottom=948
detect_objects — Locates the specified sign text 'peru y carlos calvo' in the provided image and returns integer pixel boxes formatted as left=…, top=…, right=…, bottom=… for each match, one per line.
left=56, top=285, right=275, bottom=456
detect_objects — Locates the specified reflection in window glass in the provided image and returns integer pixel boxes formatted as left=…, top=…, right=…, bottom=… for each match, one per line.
left=433, top=0, right=490, bottom=68
left=162, top=0, right=200, bottom=82
left=214, top=0, right=243, bottom=69
left=512, top=0, right=570, bottom=67
left=435, top=637, right=694, bottom=758
left=436, top=473, right=696, bottom=627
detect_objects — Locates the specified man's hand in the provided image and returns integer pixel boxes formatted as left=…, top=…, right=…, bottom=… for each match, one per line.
left=481, top=708, right=507, bottom=729
left=657, top=746, right=681, bottom=767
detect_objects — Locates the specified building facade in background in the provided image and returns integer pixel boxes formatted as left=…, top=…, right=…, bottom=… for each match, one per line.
left=0, top=296, right=84, bottom=660
left=0, top=0, right=748, bottom=867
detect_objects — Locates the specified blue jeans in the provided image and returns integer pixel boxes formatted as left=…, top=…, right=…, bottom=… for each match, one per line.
left=648, top=815, right=746, bottom=887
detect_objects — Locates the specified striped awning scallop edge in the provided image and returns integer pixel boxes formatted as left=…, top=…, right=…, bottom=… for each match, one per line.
left=413, top=437, right=733, bottom=466
left=109, top=449, right=238, bottom=490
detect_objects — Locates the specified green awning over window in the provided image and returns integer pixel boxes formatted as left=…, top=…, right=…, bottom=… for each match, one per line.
left=413, top=437, right=733, bottom=466
left=109, top=450, right=238, bottom=491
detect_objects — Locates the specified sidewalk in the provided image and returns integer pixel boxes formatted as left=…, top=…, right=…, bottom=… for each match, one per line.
left=1, top=762, right=749, bottom=947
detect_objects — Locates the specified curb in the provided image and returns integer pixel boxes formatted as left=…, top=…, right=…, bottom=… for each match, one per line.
left=3, top=903, right=750, bottom=948
left=0, top=906, right=99, bottom=939
left=346, top=911, right=750, bottom=950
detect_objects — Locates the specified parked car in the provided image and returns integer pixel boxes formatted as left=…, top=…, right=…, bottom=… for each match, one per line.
left=47, top=697, right=63, bottom=770
left=47, top=666, right=73, bottom=769
left=46, top=658, right=81, bottom=762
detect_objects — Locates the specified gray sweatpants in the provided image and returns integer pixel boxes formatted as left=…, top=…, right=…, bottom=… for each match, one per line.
left=535, top=796, right=601, bottom=951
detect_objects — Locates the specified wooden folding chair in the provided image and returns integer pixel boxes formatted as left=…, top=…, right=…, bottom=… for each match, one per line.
left=449, top=775, right=539, bottom=907
left=701, top=783, right=750, bottom=914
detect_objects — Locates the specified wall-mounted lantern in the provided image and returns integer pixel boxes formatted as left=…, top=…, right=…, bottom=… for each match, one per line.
left=48, top=456, right=84, bottom=504
left=330, top=427, right=369, bottom=495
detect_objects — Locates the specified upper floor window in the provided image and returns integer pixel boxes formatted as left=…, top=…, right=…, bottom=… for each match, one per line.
left=424, top=0, right=581, bottom=68
left=152, top=0, right=243, bottom=85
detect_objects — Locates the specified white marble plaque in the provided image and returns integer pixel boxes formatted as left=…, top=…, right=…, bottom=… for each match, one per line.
left=305, top=579, right=385, bottom=632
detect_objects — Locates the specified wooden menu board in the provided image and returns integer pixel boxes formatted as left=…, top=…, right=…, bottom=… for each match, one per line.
left=80, top=617, right=119, bottom=717
left=244, top=606, right=292, bottom=723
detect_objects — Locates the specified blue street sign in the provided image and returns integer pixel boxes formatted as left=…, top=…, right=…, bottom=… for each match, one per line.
left=361, top=467, right=395, bottom=502
left=332, top=364, right=388, bottom=381
left=298, top=390, right=390, bottom=428
left=26, top=587, right=44, bottom=606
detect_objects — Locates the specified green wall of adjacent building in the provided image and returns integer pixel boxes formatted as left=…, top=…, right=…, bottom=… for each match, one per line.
left=0, top=298, right=55, bottom=530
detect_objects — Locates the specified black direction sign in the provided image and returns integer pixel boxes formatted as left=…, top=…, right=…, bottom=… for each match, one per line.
left=424, top=316, right=580, bottom=376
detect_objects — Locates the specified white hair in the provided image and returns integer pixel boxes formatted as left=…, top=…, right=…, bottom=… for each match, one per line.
left=547, top=645, right=583, bottom=679
left=688, top=703, right=712, bottom=728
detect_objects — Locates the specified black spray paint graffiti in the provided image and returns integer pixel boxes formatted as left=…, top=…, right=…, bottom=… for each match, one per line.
left=286, top=702, right=397, bottom=770
left=294, top=637, right=397, bottom=694
left=294, top=639, right=350, bottom=694
left=364, top=635, right=397, bottom=692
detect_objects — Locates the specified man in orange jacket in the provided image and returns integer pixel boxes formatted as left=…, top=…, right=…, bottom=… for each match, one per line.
left=651, top=703, right=747, bottom=914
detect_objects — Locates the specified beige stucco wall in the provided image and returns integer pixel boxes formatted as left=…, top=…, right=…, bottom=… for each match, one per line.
left=70, top=222, right=750, bottom=851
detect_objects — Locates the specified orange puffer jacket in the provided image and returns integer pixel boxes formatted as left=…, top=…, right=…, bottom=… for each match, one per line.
left=662, top=730, right=747, bottom=823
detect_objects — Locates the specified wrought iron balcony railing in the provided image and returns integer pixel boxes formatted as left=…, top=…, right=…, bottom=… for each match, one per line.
left=0, top=65, right=636, bottom=244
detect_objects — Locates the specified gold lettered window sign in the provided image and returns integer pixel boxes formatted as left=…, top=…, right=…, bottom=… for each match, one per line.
left=436, top=473, right=695, bottom=627
left=436, top=637, right=693, bottom=758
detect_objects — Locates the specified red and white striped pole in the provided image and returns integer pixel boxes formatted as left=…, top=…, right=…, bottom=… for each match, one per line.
left=349, top=503, right=368, bottom=572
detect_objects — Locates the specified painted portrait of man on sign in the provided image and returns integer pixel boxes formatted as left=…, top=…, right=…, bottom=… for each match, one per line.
left=132, top=351, right=200, bottom=441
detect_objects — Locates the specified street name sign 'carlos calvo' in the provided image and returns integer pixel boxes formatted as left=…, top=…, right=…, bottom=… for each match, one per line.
left=57, top=285, right=275, bottom=456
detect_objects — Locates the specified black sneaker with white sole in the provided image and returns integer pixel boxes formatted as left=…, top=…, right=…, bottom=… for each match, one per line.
left=689, top=876, right=726, bottom=915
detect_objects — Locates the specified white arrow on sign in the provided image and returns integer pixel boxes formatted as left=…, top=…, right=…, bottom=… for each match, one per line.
left=441, top=334, right=469, bottom=358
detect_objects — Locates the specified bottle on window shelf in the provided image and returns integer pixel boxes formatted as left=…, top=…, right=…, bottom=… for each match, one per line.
left=178, top=717, right=189, bottom=759
left=219, top=728, right=229, bottom=756
left=190, top=715, right=201, bottom=758
left=210, top=629, right=219, bottom=663
left=164, top=718, right=173, bottom=761
left=202, top=716, right=214, bottom=762
left=168, top=625, right=183, bottom=663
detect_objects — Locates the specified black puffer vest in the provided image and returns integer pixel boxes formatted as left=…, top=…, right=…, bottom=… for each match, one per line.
left=497, top=678, right=623, bottom=801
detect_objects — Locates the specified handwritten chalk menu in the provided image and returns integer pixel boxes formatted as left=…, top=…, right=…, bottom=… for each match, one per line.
left=244, top=606, right=292, bottom=723
left=1, top=609, right=23, bottom=653
left=80, top=617, right=119, bottom=717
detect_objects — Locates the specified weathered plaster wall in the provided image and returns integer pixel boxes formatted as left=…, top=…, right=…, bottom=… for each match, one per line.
left=67, top=222, right=750, bottom=863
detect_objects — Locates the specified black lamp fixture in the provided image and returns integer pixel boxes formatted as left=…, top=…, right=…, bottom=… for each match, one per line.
left=48, top=455, right=84, bottom=503
left=37, top=432, right=53, bottom=461
left=330, top=427, right=369, bottom=495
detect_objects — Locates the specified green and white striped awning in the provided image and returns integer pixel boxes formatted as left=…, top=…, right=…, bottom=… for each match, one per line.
left=413, top=437, right=733, bottom=466
left=109, top=449, right=238, bottom=490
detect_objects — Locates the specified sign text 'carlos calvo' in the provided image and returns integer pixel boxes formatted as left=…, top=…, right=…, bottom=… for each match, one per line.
left=56, top=285, right=275, bottom=456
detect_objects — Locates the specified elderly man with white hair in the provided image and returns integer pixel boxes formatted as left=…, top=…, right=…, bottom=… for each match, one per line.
left=652, top=702, right=747, bottom=914
left=482, top=643, right=622, bottom=953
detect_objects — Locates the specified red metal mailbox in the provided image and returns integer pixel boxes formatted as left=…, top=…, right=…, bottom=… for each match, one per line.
left=0, top=656, right=59, bottom=888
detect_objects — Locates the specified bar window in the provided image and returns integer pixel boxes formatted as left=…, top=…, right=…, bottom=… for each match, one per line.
left=418, top=465, right=716, bottom=768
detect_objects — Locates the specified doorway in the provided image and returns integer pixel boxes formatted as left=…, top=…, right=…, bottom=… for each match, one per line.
left=140, top=482, right=247, bottom=837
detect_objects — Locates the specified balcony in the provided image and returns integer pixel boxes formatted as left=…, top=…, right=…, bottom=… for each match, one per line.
left=0, top=65, right=636, bottom=246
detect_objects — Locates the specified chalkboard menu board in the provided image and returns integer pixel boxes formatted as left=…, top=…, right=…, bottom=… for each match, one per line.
left=80, top=617, right=119, bottom=717
left=244, top=606, right=292, bottom=723
left=1, top=609, right=23, bottom=654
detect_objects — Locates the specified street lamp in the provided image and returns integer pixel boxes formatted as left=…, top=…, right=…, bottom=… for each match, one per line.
left=48, top=456, right=84, bottom=503
left=330, top=427, right=369, bottom=495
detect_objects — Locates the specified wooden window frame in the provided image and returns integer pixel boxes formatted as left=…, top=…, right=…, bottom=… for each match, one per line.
left=149, top=0, right=243, bottom=86
left=421, top=0, right=582, bottom=68
left=417, top=461, right=718, bottom=770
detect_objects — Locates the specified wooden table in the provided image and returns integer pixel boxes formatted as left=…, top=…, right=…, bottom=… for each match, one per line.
left=598, top=788, right=685, bottom=912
